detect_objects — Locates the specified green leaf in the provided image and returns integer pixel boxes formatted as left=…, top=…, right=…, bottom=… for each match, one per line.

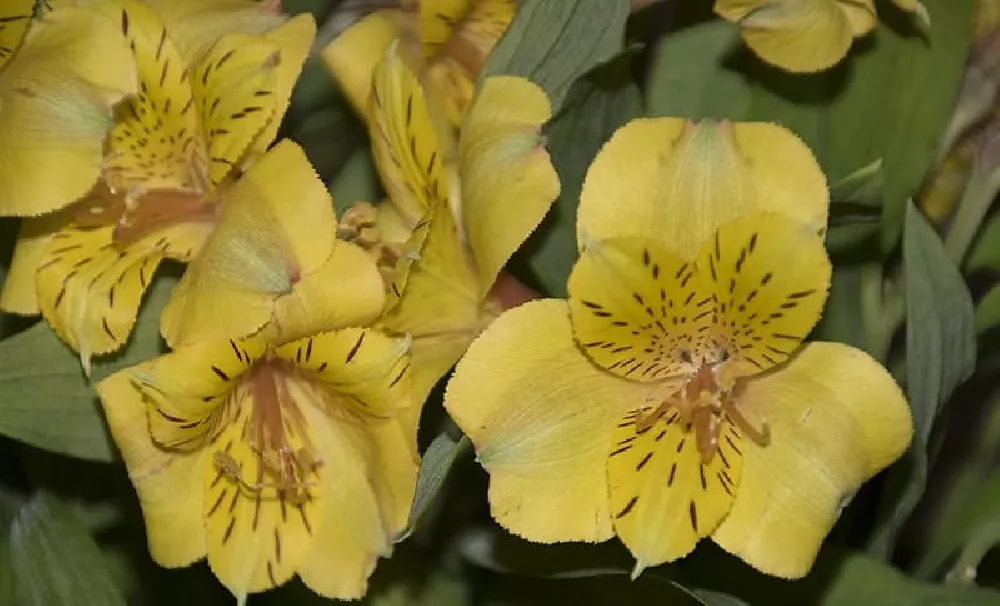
left=0, top=273, right=177, bottom=462
left=826, top=161, right=884, bottom=253
left=396, top=434, right=470, bottom=541
left=3, top=493, right=127, bottom=606
left=869, top=201, right=976, bottom=556
left=479, top=0, right=630, bottom=112
left=830, top=159, right=884, bottom=207
left=678, top=545, right=1000, bottom=606
left=975, top=282, right=1000, bottom=333
left=692, top=590, right=750, bottom=606
left=512, top=58, right=642, bottom=296
left=966, top=212, right=1000, bottom=272
left=329, top=146, right=383, bottom=217
left=647, top=1, right=974, bottom=253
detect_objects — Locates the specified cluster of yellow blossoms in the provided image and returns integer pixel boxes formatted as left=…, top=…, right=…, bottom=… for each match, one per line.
left=0, top=0, right=916, bottom=603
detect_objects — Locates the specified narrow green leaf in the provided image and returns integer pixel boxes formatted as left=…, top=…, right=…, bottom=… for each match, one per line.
left=966, top=212, right=1000, bottom=272
left=513, top=58, right=642, bottom=296
left=0, top=274, right=177, bottom=462
left=5, top=493, right=127, bottom=606
left=975, top=282, right=1000, bottom=333
left=869, top=201, right=976, bottom=556
left=396, top=433, right=470, bottom=541
left=830, top=159, right=884, bottom=207
left=479, top=0, right=630, bottom=112
left=647, top=1, right=974, bottom=253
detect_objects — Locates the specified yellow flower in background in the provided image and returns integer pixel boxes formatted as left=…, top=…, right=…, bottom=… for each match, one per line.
left=96, top=327, right=416, bottom=601
left=714, top=0, right=929, bottom=73
left=0, top=1, right=314, bottom=373
left=160, top=140, right=386, bottom=349
left=363, top=45, right=559, bottom=412
left=0, top=1, right=136, bottom=216
left=322, top=0, right=517, bottom=126
left=444, top=118, right=913, bottom=578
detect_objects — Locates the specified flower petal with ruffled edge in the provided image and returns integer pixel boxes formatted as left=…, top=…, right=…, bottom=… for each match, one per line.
left=576, top=118, right=829, bottom=259
left=712, top=341, right=911, bottom=578
left=459, top=75, right=560, bottom=298
left=161, top=140, right=385, bottom=348
left=0, top=5, right=136, bottom=216
left=445, top=299, right=666, bottom=543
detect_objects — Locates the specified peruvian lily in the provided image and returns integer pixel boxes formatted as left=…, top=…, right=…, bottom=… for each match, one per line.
left=715, top=0, right=930, bottom=73
left=0, top=1, right=136, bottom=216
left=443, top=118, right=913, bottom=578
left=0, top=0, right=313, bottom=373
left=159, top=140, right=386, bottom=349
left=322, top=0, right=517, bottom=126
left=96, top=326, right=416, bottom=601
left=360, top=45, right=559, bottom=410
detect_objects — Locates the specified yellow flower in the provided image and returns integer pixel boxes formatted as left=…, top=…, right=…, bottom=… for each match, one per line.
left=96, top=327, right=416, bottom=601
left=322, top=0, right=517, bottom=126
left=366, top=45, right=559, bottom=411
left=0, top=1, right=136, bottom=216
left=0, top=1, right=314, bottom=372
left=160, top=140, right=386, bottom=349
left=443, top=118, right=913, bottom=578
left=714, top=0, right=929, bottom=73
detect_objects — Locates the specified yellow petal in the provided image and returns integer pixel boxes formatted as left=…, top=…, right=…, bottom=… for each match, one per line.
left=712, top=342, right=912, bottom=578
left=460, top=75, right=560, bottom=297
left=418, top=0, right=517, bottom=124
left=281, top=328, right=416, bottom=599
left=444, top=299, right=657, bottom=543
left=713, top=0, right=864, bottom=73
left=694, top=213, right=831, bottom=382
left=0, top=217, right=60, bottom=315
left=380, top=200, right=481, bottom=408
left=568, top=213, right=830, bottom=385
left=0, top=0, right=32, bottom=71
left=96, top=365, right=209, bottom=568
left=609, top=408, right=743, bottom=576
left=204, top=399, right=317, bottom=599
left=103, top=0, right=205, bottom=193
left=295, top=395, right=417, bottom=600
left=192, top=30, right=280, bottom=188
left=125, top=337, right=265, bottom=451
left=264, top=241, right=386, bottom=345
left=369, top=42, right=455, bottom=228
left=37, top=218, right=164, bottom=373
left=568, top=237, right=710, bottom=382
left=0, top=6, right=136, bottom=216
left=160, top=140, right=340, bottom=347
left=245, top=14, right=316, bottom=160
left=274, top=328, right=413, bottom=420
left=577, top=119, right=829, bottom=259
left=321, top=10, right=401, bottom=120
left=144, top=0, right=285, bottom=64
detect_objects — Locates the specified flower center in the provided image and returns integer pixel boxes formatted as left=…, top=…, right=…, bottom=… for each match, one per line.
left=213, top=357, right=322, bottom=504
left=635, top=358, right=769, bottom=464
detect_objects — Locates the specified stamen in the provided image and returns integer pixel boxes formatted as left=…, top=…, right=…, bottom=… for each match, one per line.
left=693, top=407, right=720, bottom=464
left=721, top=392, right=770, bottom=447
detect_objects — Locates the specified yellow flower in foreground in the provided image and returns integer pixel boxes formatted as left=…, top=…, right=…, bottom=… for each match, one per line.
left=365, top=46, right=559, bottom=409
left=322, top=0, right=517, bottom=126
left=0, top=3, right=313, bottom=372
left=96, top=328, right=416, bottom=601
left=714, top=0, right=929, bottom=73
left=0, top=1, right=136, bottom=216
left=161, top=140, right=385, bottom=349
left=444, top=118, right=913, bottom=578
